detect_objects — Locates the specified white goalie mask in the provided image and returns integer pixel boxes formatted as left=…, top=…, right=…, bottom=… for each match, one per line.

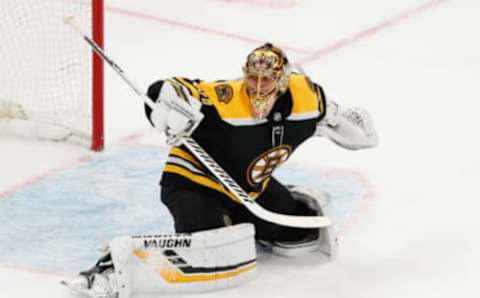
left=243, top=43, right=289, bottom=119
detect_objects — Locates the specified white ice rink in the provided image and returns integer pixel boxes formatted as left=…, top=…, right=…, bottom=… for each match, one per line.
left=1, top=0, right=480, bottom=297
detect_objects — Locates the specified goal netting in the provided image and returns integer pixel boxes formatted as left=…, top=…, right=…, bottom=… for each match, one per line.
left=0, top=0, right=104, bottom=150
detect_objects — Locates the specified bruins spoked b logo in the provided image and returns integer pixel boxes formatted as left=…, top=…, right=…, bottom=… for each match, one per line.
left=215, top=84, right=233, bottom=104
left=247, top=145, right=292, bottom=187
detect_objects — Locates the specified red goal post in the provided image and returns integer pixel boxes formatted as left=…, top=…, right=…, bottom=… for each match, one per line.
left=91, top=0, right=104, bottom=151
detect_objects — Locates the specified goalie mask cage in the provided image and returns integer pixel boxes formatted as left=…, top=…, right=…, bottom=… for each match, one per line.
left=0, top=0, right=104, bottom=151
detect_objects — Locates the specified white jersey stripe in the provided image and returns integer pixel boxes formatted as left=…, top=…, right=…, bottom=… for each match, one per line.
left=286, top=110, right=320, bottom=121
left=222, top=111, right=319, bottom=125
left=167, top=156, right=205, bottom=175
left=222, top=118, right=268, bottom=126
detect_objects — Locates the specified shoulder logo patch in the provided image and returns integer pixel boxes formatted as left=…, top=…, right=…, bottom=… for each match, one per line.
left=215, top=84, right=233, bottom=104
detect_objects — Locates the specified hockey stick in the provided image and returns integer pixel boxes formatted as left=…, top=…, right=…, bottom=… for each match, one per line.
left=65, top=18, right=332, bottom=228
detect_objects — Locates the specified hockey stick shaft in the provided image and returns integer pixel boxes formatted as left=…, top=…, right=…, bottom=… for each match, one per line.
left=65, top=18, right=331, bottom=228
left=65, top=17, right=152, bottom=106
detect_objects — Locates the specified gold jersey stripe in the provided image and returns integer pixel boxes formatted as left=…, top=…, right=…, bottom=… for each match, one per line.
left=164, top=164, right=260, bottom=204
left=164, top=164, right=241, bottom=203
left=169, top=147, right=204, bottom=170
left=315, top=84, right=325, bottom=114
left=174, top=77, right=200, bottom=99
left=288, top=74, right=319, bottom=114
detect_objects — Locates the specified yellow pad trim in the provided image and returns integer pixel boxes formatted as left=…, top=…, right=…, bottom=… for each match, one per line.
left=134, top=249, right=256, bottom=284
left=160, top=263, right=257, bottom=283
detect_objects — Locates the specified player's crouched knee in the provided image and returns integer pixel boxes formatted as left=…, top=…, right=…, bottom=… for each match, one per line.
left=272, top=186, right=338, bottom=259
left=289, top=185, right=332, bottom=214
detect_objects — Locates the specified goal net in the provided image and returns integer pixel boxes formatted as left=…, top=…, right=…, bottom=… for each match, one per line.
left=0, top=0, right=104, bottom=151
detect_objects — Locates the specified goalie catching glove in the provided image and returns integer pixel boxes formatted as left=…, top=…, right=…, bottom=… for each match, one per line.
left=149, top=79, right=204, bottom=146
left=316, top=100, right=378, bottom=150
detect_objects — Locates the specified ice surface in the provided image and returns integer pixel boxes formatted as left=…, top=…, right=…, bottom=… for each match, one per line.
left=1, top=0, right=479, bottom=297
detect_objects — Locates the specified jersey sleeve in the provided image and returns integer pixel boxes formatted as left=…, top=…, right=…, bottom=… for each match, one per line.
left=312, top=82, right=327, bottom=122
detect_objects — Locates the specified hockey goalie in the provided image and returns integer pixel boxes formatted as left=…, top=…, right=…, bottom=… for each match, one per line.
left=64, top=43, right=378, bottom=298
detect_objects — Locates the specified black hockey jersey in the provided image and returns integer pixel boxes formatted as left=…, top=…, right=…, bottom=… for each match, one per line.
left=145, top=74, right=326, bottom=204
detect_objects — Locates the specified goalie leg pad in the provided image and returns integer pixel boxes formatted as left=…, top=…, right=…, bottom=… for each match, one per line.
left=70, top=224, right=257, bottom=298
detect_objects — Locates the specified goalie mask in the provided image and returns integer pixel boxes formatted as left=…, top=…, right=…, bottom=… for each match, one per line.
left=243, top=43, right=289, bottom=118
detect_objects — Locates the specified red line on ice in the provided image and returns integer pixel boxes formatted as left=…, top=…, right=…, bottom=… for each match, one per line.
left=295, top=0, right=447, bottom=64
left=0, top=155, right=92, bottom=200
left=107, top=0, right=447, bottom=64
left=105, top=5, right=313, bottom=55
